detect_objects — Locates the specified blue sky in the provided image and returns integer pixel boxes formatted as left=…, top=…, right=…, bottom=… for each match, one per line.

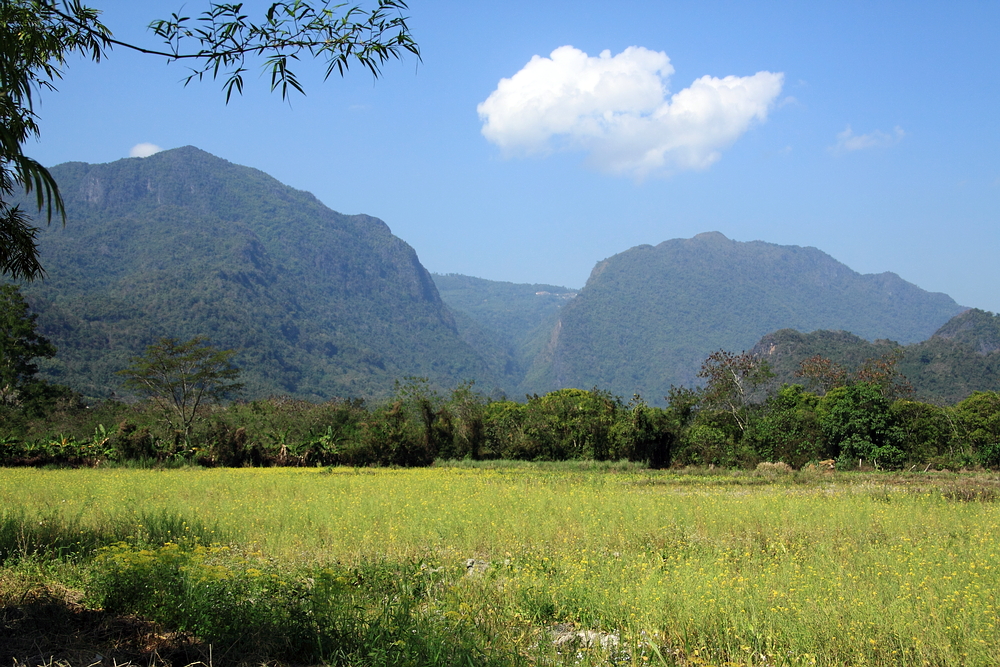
left=28, top=1, right=1000, bottom=314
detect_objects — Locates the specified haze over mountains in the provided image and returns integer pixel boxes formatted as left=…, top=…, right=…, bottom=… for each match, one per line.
left=13, top=147, right=992, bottom=404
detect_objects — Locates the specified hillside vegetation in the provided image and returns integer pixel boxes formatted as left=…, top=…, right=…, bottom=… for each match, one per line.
left=525, top=232, right=964, bottom=401
left=3, top=147, right=988, bottom=408
left=754, top=309, right=1000, bottom=404
left=19, top=147, right=496, bottom=401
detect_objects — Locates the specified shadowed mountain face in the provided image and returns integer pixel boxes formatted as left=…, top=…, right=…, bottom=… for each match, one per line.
left=522, top=232, right=965, bottom=402
left=21, top=146, right=495, bottom=401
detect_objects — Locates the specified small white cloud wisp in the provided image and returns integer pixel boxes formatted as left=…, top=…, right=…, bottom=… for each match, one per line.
left=831, top=126, right=905, bottom=154
left=129, top=143, right=163, bottom=158
left=477, top=46, right=784, bottom=178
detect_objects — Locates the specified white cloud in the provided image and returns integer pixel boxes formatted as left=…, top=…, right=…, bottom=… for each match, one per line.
left=831, top=125, right=905, bottom=154
left=477, top=46, right=784, bottom=178
left=129, top=143, right=163, bottom=158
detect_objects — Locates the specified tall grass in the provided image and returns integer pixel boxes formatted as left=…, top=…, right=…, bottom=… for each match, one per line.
left=3, top=467, right=1000, bottom=665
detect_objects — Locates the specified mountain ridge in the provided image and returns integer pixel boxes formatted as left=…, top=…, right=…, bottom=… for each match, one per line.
left=21, top=146, right=497, bottom=400
left=519, top=232, right=965, bottom=401
left=9, top=147, right=978, bottom=405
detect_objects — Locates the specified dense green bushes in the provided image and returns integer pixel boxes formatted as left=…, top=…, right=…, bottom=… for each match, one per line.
left=3, top=373, right=1000, bottom=470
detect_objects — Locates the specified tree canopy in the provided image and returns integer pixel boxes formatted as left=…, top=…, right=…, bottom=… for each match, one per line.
left=118, top=336, right=243, bottom=443
left=0, top=0, right=419, bottom=280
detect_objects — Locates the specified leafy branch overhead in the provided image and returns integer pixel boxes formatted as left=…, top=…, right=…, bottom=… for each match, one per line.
left=0, top=0, right=420, bottom=280
left=148, top=0, right=421, bottom=101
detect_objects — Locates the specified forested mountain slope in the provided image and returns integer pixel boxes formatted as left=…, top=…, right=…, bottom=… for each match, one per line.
left=19, top=147, right=496, bottom=400
left=526, top=232, right=965, bottom=402
left=753, top=309, right=1000, bottom=404
left=431, top=273, right=576, bottom=396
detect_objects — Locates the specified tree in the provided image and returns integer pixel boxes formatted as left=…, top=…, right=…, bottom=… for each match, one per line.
left=819, top=382, right=905, bottom=469
left=118, top=336, right=243, bottom=444
left=697, top=349, right=774, bottom=433
left=953, top=391, right=1000, bottom=466
left=796, top=350, right=913, bottom=400
left=1, top=0, right=419, bottom=280
left=794, top=354, right=847, bottom=395
left=0, top=283, right=55, bottom=405
left=0, top=0, right=109, bottom=280
left=743, top=384, right=826, bottom=466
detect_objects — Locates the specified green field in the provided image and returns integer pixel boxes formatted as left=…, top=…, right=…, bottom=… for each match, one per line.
left=3, top=465, right=1000, bottom=666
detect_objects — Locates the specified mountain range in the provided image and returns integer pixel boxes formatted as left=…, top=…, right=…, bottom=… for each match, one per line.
left=21, top=146, right=495, bottom=400
left=481, top=232, right=965, bottom=400
left=11, top=147, right=995, bottom=404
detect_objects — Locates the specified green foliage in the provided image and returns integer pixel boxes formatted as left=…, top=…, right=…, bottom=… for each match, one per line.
left=891, top=399, right=955, bottom=463
left=954, top=392, right=1000, bottom=466
left=5, top=355, right=1000, bottom=471
left=1, top=0, right=419, bottom=281
left=820, top=382, right=906, bottom=469
left=697, top=349, right=774, bottom=433
left=0, top=282, right=77, bottom=419
left=482, top=399, right=527, bottom=459
left=435, top=381, right=488, bottom=460
left=0, top=0, right=110, bottom=280
left=0, top=507, right=226, bottom=562
left=610, top=395, right=676, bottom=467
left=525, top=388, right=618, bottom=460
left=755, top=313, right=1000, bottom=405
left=91, top=542, right=319, bottom=659
left=480, top=389, right=679, bottom=464
left=680, top=423, right=734, bottom=467
left=0, top=283, right=54, bottom=401
left=743, top=384, right=827, bottom=467
left=484, top=389, right=617, bottom=461
left=117, top=336, right=242, bottom=444
left=90, top=543, right=521, bottom=666
left=151, top=0, right=420, bottom=101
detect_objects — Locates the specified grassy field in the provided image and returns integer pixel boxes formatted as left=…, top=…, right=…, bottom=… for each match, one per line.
left=3, top=464, right=1000, bottom=666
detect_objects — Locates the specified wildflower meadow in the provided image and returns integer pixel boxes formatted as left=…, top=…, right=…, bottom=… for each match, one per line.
left=2, top=464, right=1000, bottom=665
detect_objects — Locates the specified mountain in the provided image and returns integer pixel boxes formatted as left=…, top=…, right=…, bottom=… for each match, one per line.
left=525, top=232, right=966, bottom=402
left=932, top=308, right=1000, bottom=355
left=431, top=273, right=576, bottom=396
left=753, top=309, right=1000, bottom=404
left=19, top=147, right=497, bottom=401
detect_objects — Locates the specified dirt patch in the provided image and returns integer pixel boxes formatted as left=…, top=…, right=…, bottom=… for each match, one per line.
left=0, top=585, right=208, bottom=667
